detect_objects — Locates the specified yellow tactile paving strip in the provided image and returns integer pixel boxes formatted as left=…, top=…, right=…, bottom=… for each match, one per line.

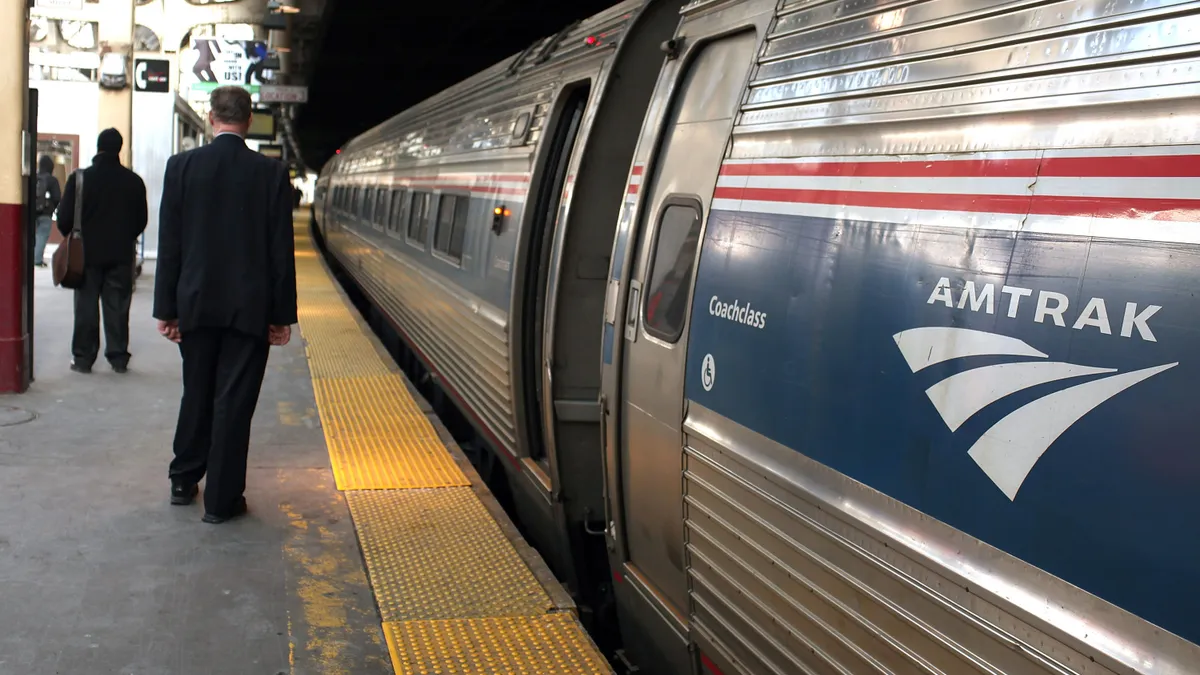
left=347, top=489, right=554, bottom=622
left=292, top=218, right=612, bottom=674
left=384, top=615, right=612, bottom=675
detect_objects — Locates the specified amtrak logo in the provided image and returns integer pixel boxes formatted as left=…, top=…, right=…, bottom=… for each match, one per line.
left=894, top=327, right=1178, bottom=501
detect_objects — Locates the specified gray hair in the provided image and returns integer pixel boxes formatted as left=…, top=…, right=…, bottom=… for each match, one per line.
left=210, top=85, right=252, bottom=125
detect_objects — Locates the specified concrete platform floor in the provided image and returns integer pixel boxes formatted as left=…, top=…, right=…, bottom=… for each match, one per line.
left=0, top=261, right=392, bottom=675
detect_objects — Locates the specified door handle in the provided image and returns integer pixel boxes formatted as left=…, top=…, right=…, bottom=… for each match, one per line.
left=596, top=393, right=616, bottom=550
left=624, top=280, right=641, bottom=342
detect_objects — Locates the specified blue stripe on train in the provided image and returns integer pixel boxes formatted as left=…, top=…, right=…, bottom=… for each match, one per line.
left=602, top=322, right=615, bottom=365
left=685, top=208, right=1200, bottom=645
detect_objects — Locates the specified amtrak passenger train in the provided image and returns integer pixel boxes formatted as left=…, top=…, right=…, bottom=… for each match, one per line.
left=312, top=0, right=1200, bottom=672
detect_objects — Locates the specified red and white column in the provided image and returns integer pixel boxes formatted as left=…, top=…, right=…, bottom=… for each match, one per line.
left=0, top=0, right=29, bottom=393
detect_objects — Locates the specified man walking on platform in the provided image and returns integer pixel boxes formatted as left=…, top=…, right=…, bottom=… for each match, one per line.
left=57, top=129, right=148, bottom=374
left=153, top=85, right=297, bottom=524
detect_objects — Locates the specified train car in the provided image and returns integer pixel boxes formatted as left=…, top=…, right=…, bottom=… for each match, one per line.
left=317, top=0, right=1200, bottom=674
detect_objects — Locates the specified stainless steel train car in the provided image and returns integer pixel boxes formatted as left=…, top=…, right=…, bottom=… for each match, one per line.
left=313, top=1, right=1200, bottom=673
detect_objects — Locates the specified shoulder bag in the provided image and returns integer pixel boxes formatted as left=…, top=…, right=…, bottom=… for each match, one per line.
left=52, top=169, right=85, bottom=289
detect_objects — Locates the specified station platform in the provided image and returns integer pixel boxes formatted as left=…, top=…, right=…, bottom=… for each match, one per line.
left=0, top=213, right=612, bottom=675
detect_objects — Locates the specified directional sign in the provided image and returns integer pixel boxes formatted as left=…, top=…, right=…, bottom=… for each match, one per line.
left=259, top=85, right=308, bottom=103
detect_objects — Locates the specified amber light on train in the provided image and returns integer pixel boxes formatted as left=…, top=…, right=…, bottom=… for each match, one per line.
left=492, top=205, right=511, bottom=233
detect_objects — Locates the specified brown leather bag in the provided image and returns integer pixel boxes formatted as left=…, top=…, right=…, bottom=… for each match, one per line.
left=52, top=168, right=85, bottom=289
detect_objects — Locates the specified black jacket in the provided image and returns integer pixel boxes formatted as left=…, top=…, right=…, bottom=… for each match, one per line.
left=57, top=153, right=148, bottom=267
left=152, top=134, right=297, bottom=339
left=36, top=170, right=61, bottom=218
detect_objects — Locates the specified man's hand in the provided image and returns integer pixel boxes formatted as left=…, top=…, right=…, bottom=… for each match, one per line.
left=157, top=319, right=181, bottom=344
left=268, top=325, right=291, bottom=346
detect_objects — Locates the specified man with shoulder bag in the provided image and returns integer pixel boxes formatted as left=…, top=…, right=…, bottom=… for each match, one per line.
left=56, top=128, right=148, bottom=374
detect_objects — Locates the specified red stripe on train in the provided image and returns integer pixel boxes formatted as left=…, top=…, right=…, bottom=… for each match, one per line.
left=720, top=155, right=1200, bottom=179
left=700, top=653, right=725, bottom=675
left=389, top=184, right=526, bottom=197
left=715, top=186, right=1200, bottom=221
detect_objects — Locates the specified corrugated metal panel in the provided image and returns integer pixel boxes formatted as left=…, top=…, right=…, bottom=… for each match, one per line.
left=734, top=0, right=1200, bottom=156
left=326, top=226, right=518, bottom=451
left=684, top=439, right=1128, bottom=675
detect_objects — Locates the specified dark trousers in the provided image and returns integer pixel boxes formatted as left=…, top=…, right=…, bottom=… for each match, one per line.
left=168, top=327, right=270, bottom=516
left=72, top=263, right=134, bottom=368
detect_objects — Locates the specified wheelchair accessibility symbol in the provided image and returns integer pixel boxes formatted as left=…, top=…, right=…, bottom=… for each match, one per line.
left=701, top=354, right=715, bottom=392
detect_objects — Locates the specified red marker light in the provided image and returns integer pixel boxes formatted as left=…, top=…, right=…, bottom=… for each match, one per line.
left=335, top=149, right=341, bottom=154
left=584, top=35, right=599, bottom=46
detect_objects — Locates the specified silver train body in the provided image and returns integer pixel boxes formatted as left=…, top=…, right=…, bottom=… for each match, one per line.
left=314, top=1, right=1200, bottom=673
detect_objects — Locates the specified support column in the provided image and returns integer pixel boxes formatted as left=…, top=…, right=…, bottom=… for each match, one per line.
left=0, top=0, right=30, bottom=393
left=97, top=0, right=135, bottom=167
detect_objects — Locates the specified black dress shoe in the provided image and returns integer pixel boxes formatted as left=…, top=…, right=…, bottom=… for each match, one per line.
left=202, top=497, right=248, bottom=524
left=69, top=361, right=91, bottom=374
left=171, top=482, right=198, bottom=505
left=111, top=362, right=128, bottom=374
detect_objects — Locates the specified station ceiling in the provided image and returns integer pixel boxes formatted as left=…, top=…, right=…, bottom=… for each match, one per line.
left=292, top=0, right=618, bottom=172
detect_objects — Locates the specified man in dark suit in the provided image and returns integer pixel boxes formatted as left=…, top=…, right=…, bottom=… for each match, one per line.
left=57, top=129, right=148, bottom=374
left=153, top=86, right=297, bottom=524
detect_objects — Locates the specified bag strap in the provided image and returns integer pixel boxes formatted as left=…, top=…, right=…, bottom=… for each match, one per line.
left=72, top=168, right=83, bottom=236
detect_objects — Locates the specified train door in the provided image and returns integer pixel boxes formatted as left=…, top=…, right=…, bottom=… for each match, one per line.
left=616, top=28, right=757, bottom=667
left=522, top=85, right=591, bottom=480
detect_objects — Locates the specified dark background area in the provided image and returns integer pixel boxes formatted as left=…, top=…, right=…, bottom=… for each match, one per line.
left=294, top=0, right=618, bottom=172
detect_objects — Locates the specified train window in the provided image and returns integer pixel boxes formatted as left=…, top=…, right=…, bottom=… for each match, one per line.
left=642, top=200, right=703, bottom=343
left=365, top=188, right=376, bottom=221
left=389, top=189, right=407, bottom=234
left=407, top=192, right=431, bottom=246
left=374, top=189, right=389, bottom=228
left=433, top=194, right=470, bottom=262
left=449, top=196, right=468, bottom=259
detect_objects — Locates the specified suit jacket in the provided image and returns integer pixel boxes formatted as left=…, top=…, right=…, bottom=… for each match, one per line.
left=57, top=153, right=148, bottom=267
left=153, top=133, right=298, bottom=339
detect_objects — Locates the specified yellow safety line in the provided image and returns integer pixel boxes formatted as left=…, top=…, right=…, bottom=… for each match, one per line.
left=292, top=215, right=612, bottom=674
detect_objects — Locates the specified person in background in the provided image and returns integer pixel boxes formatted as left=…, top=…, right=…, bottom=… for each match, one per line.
left=57, top=129, right=148, bottom=374
left=154, top=85, right=297, bottom=524
left=33, top=155, right=61, bottom=267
